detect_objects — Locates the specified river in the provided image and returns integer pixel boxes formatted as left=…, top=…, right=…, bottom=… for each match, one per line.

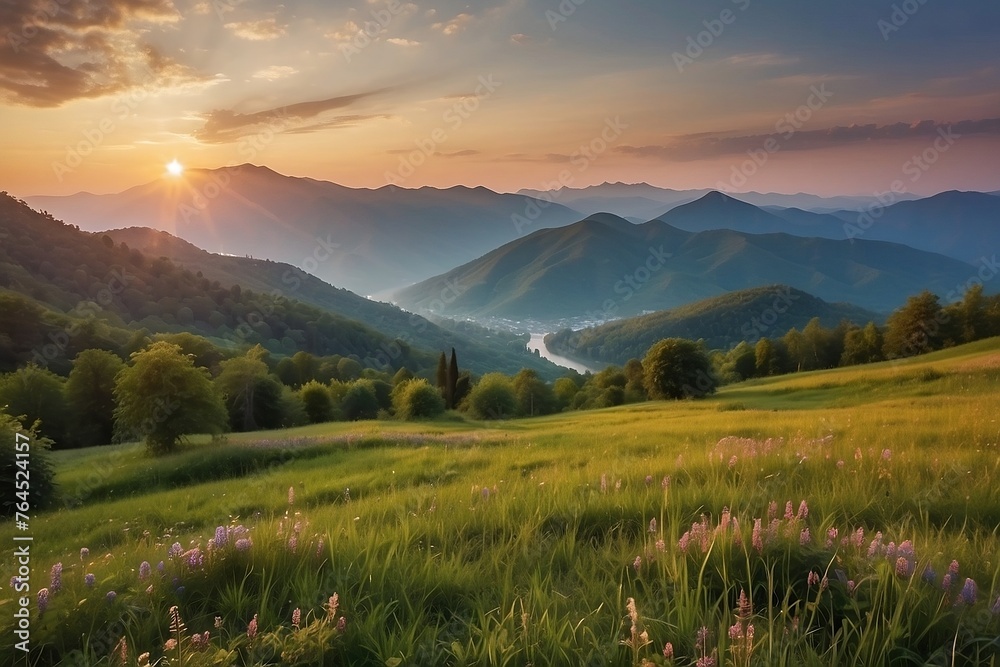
left=527, top=333, right=598, bottom=374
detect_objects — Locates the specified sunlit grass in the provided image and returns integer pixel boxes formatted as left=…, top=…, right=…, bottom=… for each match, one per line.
left=2, top=338, right=1000, bottom=665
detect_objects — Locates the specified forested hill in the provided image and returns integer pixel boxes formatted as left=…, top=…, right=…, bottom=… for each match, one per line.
left=545, top=285, right=879, bottom=366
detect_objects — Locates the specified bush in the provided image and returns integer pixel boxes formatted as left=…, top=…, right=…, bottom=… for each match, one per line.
left=0, top=411, right=56, bottom=515
left=464, top=373, right=517, bottom=420
left=341, top=380, right=379, bottom=421
left=299, top=381, right=334, bottom=424
left=392, top=379, right=446, bottom=420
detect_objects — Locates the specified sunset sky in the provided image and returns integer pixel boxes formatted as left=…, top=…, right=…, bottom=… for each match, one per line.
left=2, top=0, right=999, bottom=197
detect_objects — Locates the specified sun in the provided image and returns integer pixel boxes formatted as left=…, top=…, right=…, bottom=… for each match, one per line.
left=166, top=159, right=184, bottom=176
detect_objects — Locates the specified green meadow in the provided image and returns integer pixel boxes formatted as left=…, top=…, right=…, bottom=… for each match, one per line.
left=4, top=338, right=1000, bottom=666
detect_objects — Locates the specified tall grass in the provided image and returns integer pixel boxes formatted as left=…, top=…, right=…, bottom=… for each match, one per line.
left=2, top=339, right=1000, bottom=665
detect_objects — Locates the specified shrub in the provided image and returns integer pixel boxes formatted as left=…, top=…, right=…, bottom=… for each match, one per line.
left=392, top=379, right=446, bottom=420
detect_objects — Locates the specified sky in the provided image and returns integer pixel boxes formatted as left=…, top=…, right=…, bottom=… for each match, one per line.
left=1, top=0, right=999, bottom=197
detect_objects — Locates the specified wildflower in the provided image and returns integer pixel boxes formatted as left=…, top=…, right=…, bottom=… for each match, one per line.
left=959, top=578, right=978, bottom=605
left=895, top=557, right=913, bottom=578
left=157, top=561, right=165, bottom=574
left=655, top=538, right=665, bottom=552
left=185, top=548, right=204, bottom=569
left=797, top=500, right=809, bottom=520
left=662, top=476, right=671, bottom=489
left=784, top=501, right=795, bottom=521
left=922, top=564, right=937, bottom=586
left=836, top=460, right=844, bottom=469
left=85, top=573, right=96, bottom=588
left=851, top=527, right=865, bottom=549
left=327, top=593, right=340, bottom=620
left=106, top=590, right=117, bottom=603
left=767, top=501, right=777, bottom=521
left=481, top=486, right=490, bottom=500
left=885, top=542, right=896, bottom=559
left=752, top=518, right=763, bottom=553
left=37, top=588, right=49, bottom=614
left=50, top=562, right=63, bottom=593
left=728, top=623, right=743, bottom=640
left=808, top=571, right=820, bottom=587
left=826, top=527, right=838, bottom=548
left=645, top=475, right=653, bottom=486
left=942, top=574, right=953, bottom=591
left=948, top=560, right=960, bottom=576
left=138, top=653, right=150, bottom=666
left=649, top=518, right=657, bottom=533
left=695, top=626, right=709, bottom=650
left=633, top=555, right=642, bottom=573
left=190, top=631, right=210, bottom=651
left=854, top=447, right=863, bottom=461
left=235, top=538, right=252, bottom=552
left=847, top=580, right=856, bottom=596
left=316, top=537, right=325, bottom=558
left=80, top=547, right=89, bottom=561
left=881, top=448, right=892, bottom=462
left=799, top=528, right=811, bottom=546
left=663, top=642, right=674, bottom=659
left=292, top=607, right=301, bottom=630
left=164, top=639, right=177, bottom=651
left=867, top=532, right=883, bottom=559
left=720, top=507, right=731, bottom=530
left=247, top=614, right=258, bottom=639
left=168, top=542, right=183, bottom=558
left=678, top=532, right=691, bottom=554
left=728, top=455, right=738, bottom=469
left=215, top=616, right=223, bottom=629
left=288, top=486, right=295, bottom=505
left=146, top=585, right=154, bottom=595
left=737, top=589, right=751, bottom=618
left=336, top=616, right=347, bottom=632
left=213, top=526, right=228, bottom=549
left=139, top=561, right=151, bottom=581
left=114, top=637, right=128, bottom=665
left=9, top=576, right=20, bottom=589
left=288, top=535, right=298, bottom=552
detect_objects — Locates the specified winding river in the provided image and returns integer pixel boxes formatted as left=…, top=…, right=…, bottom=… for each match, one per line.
left=527, top=333, right=598, bottom=374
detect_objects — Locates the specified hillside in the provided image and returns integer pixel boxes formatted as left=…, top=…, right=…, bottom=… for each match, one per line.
left=0, top=194, right=566, bottom=379
left=394, top=211, right=975, bottom=321
left=103, top=227, right=563, bottom=379
left=24, top=165, right=582, bottom=295
left=544, top=285, right=879, bottom=365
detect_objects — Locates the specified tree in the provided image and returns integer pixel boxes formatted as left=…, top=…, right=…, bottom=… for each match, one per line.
left=883, top=291, right=945, bottom=359
left=299, top=380, right=334, bottom=424
left=642, top=338, right=716, bottom=400
left=392, top=379, right=446, bottom=420
left=337, top=357, right=363, bottom=382
left=65, top=349, right=125, bottom=447
left=465, top=373, right=517, bottom=419
left=215, top=346, right=283, bottom=431
left=754, top=338, right=779, bottom=376
left=513, top=369, right=557, bottom=417
left=447, top=348, right=459, bottom=409
left=553, top=377, right=579, bottom=409
left=341, top=379, right=379, bottom=420
left=0, top=364, right=70, bottom=448
left=782, top=328, right=806, bottom=372
left=958, top=284, right=988, bottom=343
left=436, top=352, right=448, bottom=398
left=392, top=367, right=415, bottom=387
left=841, top=322, right=884, bottom=366
left=1, top=411, right=56, bottom=515
left=623, top=359, right=647, bottom=401
left=113, top=342, right=228, bottom=455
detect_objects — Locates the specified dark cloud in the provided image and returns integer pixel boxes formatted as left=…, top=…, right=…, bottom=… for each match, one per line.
left=616, top=118, right=1000, bottom=161
left=195, top=90, right=394, bottom=143
left=0, top=0, right=205, bottom=107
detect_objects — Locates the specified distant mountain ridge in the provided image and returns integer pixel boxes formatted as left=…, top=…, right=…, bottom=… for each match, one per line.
left=544, top=285, right=880, bottom=366
left=25, top=164, right=582, bottom=296
left=395, top=205, right=977, bottom=321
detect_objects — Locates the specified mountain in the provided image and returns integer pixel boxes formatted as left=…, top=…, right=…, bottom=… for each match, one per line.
left=544, top=285, right=880, bottom=366
left=516, top=182, right=921, bottom=217
left=837, top=190, right=1000, bottom=264
left=394, top=212, right=976, bottom=321
left=24, top=164, right=582, bottom=296
left=0, top=194, right=564, bottom=379
left=103, top=226, right=564, bottom=379
left=656, top=191, right=843, bottom=236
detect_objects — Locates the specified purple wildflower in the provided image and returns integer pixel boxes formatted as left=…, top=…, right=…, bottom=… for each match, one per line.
left=895, top=557, right=913, bottom=578
left=836, top=460, right=844, bottom=469
left=808, top=571, right=820, bottom=587
left=184, top=548, right=204, bottom=569
left=80, top=547, right=89, bottom=561
left=663, top=642, right=674, bottom=659
left=922, top=564, right=937, bottom=586
left=633, top=555, right=642, bottom=573
left=942, top=574, right=953, bottom=591
left=678, top=532, right=691, bottom=554
left=247, top=614, right=258, bottom=639
left=797, top=500, right=809, bottom=520
left=235, top=538, right=252, bottom=552
left=168, top=542, right=183, bottom=558
left=826, top=527, right=838, bottom=548
left=959, top=578, right=978, bottom=605
left=327, top=593, right=340, bottom=620
left=649, top=518, right=657, bottom=533
left=696, top=626, right=709, bottom=650
left=214, top=526, right=228, bottom=549
left=948, top=560, right=960, bottom=576
left=106, top=590, right=117, bottom=603
left=139, top=561, right=151, bottom=581
left=157, top=560, right=165, bottom=574
left=37, top=588, right=49, bottom=614
left=292, top=608, right=301, bottom=630
left=336, top=616, right=347, bottom=632
left=881, top=448, right=892, bottom=462
left=767, top=501, right=777, bottom=521
left=800, top=528, right=811, bottom=546
left=752, top=518, right=763, bottom=553
left=784, top=501, right=795, bottom=521
left=645, top=475, right=653, bottom=486
left=885, top=542, right=896, bottom=560
left=847, top=580, right=856, bottom=596
left=50, top=562, right=63, bottom=593
left=661, top=475, right=671, bottom=489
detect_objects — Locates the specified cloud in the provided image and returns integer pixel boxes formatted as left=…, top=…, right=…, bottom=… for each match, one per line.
left=615, top=118, right=1000, bottom=161
left=195, top=88, right=392, bottom=143
left=224, top=17, right=286, bottom=41
left=387, top=37, right=420, bottom=47
left=432, top=12, right=473, bottom=36
left=0, top=0, right=210, bottom=107
left=251, top=65, right=298, bottom=81
left=509, top=33, right=533, bottom=46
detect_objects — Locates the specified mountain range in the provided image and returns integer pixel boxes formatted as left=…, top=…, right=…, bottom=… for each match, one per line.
left=394, top=204, right=977, bottom=321
left=25, top=165, right=581, bottom=297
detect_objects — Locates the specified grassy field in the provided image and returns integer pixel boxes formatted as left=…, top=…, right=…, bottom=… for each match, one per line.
left=4, top=338, right=1000, bottom=665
